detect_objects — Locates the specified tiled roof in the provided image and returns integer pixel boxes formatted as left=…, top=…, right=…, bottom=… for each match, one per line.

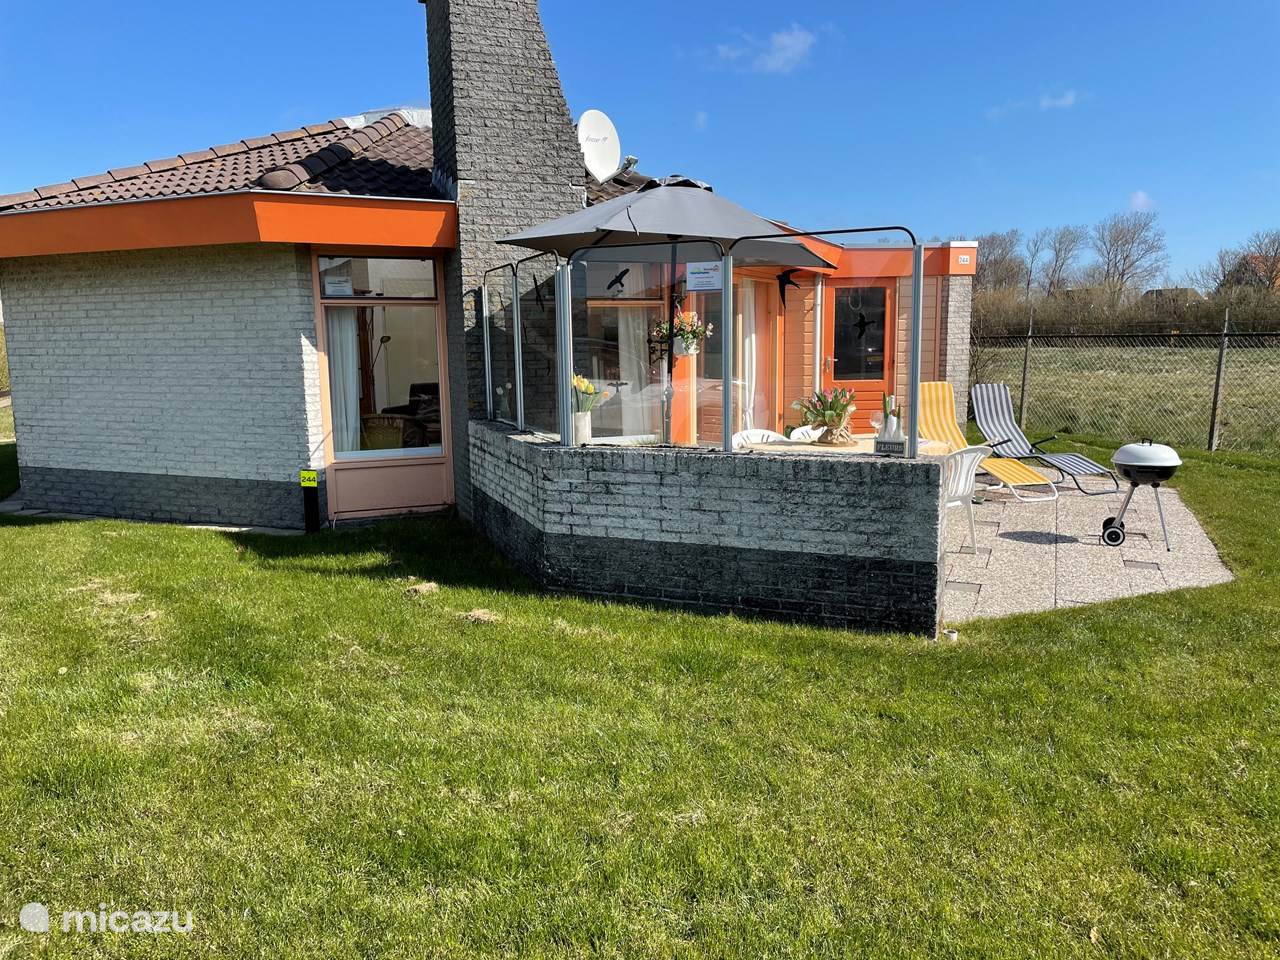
left=0, top=112, right=441, bottom=213
left=586, top=167, right=649, bottom=205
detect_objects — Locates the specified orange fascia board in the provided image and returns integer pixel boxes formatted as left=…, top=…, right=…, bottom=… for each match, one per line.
left=832, top=244, right=976, bottom=279
left=0, top=192, right=457, bottom=259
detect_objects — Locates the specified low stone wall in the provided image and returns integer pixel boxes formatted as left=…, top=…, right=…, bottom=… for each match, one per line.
left=469, top=421, right=946, bottom=635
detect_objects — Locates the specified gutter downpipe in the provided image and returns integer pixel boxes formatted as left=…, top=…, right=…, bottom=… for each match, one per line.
left=907, top=243, right=924, bottom=459
left=812, top=276, right=825, bottom=391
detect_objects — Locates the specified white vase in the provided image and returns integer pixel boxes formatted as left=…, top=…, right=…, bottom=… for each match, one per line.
left=674, top=339, right=699, bottom=357
left=573, top=411, right=593, bottom=446
left=883, top=414, right=900, bottom=441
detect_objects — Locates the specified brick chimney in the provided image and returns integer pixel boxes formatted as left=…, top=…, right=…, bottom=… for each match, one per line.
left=421, top=0, right=585, bottom=519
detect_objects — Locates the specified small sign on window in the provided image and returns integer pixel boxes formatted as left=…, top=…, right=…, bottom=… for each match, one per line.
left=686, top=261, right=722, bottom=292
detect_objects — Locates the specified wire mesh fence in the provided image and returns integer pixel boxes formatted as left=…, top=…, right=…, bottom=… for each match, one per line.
left=970, top=331, right=1280, bottom=453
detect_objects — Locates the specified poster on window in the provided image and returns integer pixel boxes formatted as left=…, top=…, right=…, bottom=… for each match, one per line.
left=685, top=261, right=722, bottom=292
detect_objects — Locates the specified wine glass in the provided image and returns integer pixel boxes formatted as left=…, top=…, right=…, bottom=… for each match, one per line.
left=869, top=411, right=884, bottom=435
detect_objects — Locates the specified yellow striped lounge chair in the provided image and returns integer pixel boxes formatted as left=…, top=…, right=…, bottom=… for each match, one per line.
left=919, top=381, right=1057, bottom=502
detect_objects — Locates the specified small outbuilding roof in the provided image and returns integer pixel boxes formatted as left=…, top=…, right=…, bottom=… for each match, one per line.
left=0, top=111, right=442, bottom=213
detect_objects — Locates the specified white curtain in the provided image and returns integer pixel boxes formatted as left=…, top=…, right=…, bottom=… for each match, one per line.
left=738, top=280, right=757, bottom=430
left=326, top=307, right=361, bottom=453
left=617, top=305, right=653, bottom=436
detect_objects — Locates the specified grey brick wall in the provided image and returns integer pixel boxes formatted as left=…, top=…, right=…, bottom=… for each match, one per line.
left=941, top=275, right=973, bottom=423
left=424, top=0, right=587, bottom=520
left=470, top=421, right=946, bottom=635
left=0, top=243, right=324, bottom=526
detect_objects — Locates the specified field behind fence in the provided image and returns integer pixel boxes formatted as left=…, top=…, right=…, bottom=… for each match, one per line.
left=970, top=332, right=1280, bottom=453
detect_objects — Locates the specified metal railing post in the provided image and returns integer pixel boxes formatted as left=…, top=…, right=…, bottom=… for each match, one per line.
left=721, top=255, right=735, bottom=452
left=1208, top=307, right=1230, bottom=451
left=907, top=244, right=924, bottom=458
left=511, top=269, right=525, bottom=430
left=554, top=263, right=574, bottom=445
left=1018, top=306, right=1034, bottom=429
left=480, top=282, right=494, bottom=419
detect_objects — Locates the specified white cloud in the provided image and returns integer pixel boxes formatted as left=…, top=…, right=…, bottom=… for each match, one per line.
left=716, top=24, right=816, bottom=75
left=754, top=24, right=816, bottom=74
left=693, top=110, right=709, bottom=131
left=1039, top=89, right=1078, bottom=110
left=1129, top=189, right=1155, bottom=211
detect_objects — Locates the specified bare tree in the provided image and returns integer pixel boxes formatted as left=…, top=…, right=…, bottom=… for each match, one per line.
left=973, top=229, right=1026, bottom=292
left=1090, top=211, right=1169, bottom=305
left=1023, top=228, right=1050, bottom=297
left=1188, top=247, right=1242, bottom=293
left=1041, top=225, right=1087, bottom=295
left=1242, top=229, right=1280, bottom=290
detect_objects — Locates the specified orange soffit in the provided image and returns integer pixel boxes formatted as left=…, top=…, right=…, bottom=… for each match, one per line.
left=0, top=192, right=458, bottom=259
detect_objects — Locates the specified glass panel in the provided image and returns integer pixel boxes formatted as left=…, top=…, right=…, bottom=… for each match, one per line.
left=569, top=242, right=723, bottom=446
left=516, top=255, right=560, bottom=434
left=319, top=256, right=436, bottom=299
left=484, top=270, right=518, bottom=423
left=833, top=286, right=887, bottom=380
left=325, top=304, right=443, bottom=457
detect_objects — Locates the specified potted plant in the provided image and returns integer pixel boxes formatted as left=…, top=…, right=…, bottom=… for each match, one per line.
left=880, top=393, right=904, bottom=442
left=792, top=387, right=857, bottom=444
left=653, top=310, right=712, bottom=356
left=571, top=374, right=611, bottom=445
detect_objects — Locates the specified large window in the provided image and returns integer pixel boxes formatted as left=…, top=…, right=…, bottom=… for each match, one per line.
left=319, top=256, right=444, bottom=460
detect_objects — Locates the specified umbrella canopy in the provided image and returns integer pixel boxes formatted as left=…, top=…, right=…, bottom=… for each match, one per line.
left=500, top=176, right=834, bottom=269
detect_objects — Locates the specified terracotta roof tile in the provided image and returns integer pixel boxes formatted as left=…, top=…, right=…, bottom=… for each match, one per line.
left=0, top=111, right=445, bottom=213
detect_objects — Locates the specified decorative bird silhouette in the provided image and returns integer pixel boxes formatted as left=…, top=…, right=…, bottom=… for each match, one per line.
left=853, top=311, right=872, bottom=339
left=606, top=268, right=630, bottom=295
left=777, top=269, right=801, bottom=307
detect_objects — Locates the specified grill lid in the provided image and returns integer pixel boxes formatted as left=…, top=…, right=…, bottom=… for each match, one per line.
left=1113, top=439, right=1182, bottom=468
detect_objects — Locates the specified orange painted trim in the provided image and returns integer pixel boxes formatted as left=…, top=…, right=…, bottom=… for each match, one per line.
left=831, top=245, right=976, bottom=279
left=0, top=192, right=457, bottom=259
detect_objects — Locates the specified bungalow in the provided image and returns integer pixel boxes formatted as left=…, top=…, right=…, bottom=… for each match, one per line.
left=0, top=0, right=976, bottom=634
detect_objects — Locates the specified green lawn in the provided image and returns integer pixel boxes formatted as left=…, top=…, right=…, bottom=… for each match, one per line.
left=0, top=443, right=1277, bottom=957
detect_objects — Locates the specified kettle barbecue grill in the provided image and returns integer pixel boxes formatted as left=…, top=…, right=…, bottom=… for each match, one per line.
left=1102, top=440, right=1183, bottom=550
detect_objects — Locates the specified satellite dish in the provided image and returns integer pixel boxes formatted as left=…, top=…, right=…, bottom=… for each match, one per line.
left=578, top=109, right=622, bottom=183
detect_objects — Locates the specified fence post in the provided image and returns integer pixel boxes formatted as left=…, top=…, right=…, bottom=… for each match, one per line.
left=1207, top=307, right=1230, bottom=451
left=1018, top=306, right=1034, bottom=428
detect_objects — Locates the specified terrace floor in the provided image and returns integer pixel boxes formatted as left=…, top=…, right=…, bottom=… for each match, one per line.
left=943, top=472, right=1233, bottom=622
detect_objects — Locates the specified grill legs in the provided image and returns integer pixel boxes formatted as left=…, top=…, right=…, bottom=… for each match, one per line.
left=1103, top=482, right=1171, bottom=551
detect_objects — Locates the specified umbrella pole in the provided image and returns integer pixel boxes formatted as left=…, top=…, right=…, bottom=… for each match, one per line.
left=664, top=240, right=678, bottom=444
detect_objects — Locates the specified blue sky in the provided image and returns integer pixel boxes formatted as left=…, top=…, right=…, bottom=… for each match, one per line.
left=2, top=0, right=1276, bottom=278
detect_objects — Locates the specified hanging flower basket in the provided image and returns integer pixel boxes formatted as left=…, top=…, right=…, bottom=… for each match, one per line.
left=653, top=310, right=711, bottom=358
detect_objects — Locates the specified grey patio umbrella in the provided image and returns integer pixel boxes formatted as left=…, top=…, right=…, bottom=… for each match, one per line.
left=500, top=175, right=833, bottom=269
left=500, top=176, right=834, bottom=443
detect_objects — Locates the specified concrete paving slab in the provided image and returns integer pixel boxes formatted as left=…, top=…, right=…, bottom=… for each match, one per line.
left=944, top=480, right=1231, bottom=623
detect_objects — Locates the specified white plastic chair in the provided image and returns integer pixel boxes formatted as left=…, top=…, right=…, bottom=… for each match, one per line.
left=788, top=425, right=826, bottom=442
left=944, top=445, right=993, bottom=551
left=732, top=428, right=788, bottom=451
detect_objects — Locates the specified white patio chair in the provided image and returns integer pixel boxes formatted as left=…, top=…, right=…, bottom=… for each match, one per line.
left=731, top=428, right=788, bottom=451
left=788, top=425, right=826, bottom=442
left=944, top=445, right=993, bottom=552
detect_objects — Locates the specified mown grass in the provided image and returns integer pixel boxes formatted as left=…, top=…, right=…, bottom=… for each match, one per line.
left=0, top=443, right=1276, bottom=957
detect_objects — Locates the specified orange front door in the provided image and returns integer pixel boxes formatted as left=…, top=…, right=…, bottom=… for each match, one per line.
left=822, top=280, right=895, bottom=431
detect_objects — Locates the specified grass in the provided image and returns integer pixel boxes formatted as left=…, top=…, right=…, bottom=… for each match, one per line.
left=972, top=344, right=1280, bottom=454
left=0, top=443, right=1277, bottom=957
